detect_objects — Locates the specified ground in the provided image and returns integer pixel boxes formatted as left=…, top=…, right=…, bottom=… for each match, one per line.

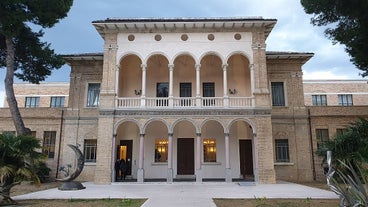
left=9, top=181, right=339, bottom=207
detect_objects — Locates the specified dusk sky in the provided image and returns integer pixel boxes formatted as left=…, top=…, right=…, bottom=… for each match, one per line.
left=0, top=0, right=365, bottom=106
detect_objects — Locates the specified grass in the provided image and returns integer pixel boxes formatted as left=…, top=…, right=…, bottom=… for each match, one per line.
left=214, top=198, right=340, bottom=207
left=14, top=198, right=146, bottom=207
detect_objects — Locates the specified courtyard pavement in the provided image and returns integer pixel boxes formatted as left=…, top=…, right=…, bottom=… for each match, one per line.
left=13, top=181, right=339, bottom=207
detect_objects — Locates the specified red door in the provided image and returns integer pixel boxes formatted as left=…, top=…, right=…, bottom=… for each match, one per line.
left=177, top=138, right=194, bottom=175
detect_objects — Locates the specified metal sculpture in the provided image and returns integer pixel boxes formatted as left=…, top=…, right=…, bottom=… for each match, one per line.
left=57, top=144, right=86, bottom=190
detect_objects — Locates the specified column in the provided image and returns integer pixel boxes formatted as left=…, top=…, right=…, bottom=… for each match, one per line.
left=168, top=64, right=174, bottom=107
left=223, top=64, right=229, bottom=107
left=112, top=134, right=117, bottom=182
left=167, top=133, right=173, bottom=182
left=195, top=133, right=202, bottom=182
left=250, top=64, right=255, bottom=106
left=225, top=133, right=231, bottom=182
left=137, top=134, right=145, bottom=183
left=252, top=133, right=259, bottom=183
left=195, top=64, right=201, bottom=107
left=141, top=64, right=147, bottom=107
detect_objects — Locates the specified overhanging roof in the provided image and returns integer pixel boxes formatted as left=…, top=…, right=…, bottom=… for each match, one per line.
left=62, top=53, right=103, bottom=64
left=92, top=17, right=277, bottom=39
left=266, top=51, right=314, bottom=64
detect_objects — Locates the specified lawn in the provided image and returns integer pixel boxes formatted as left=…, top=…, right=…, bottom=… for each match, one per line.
left=214, top=198, right=340, bottom=207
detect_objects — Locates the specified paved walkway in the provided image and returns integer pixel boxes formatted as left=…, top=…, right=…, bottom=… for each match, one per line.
left=13, top=182, right=338, bottom=207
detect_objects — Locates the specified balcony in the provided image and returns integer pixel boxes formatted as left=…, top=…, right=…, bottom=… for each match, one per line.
left=116, top=96, right=254, bottom=109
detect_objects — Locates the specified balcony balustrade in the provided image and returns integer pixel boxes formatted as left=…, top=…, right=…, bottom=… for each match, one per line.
left=115, top=96, right=254, bottom=109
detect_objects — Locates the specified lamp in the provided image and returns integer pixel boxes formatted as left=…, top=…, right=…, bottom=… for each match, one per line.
left=134, top=89, right=142, bottom=95
left=228, top=89, right=237, bottom=94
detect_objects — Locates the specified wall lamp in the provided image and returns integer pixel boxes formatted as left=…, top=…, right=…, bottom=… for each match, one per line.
left=134, top=89, right=142, bottom=95
left=228, top=89, right=237, bottom=95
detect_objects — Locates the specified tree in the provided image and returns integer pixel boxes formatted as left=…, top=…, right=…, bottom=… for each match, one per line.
left=317, top=118, right=368, bottom=166
left=301, top=0, right=368, bottom=77
left=0, top=0, right=73, bottom=135
left=0, top=133, right=46, bottom=205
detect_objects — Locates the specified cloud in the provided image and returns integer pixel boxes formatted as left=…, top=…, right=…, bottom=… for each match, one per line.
left=0, top=91, right=4, bottom=108
left=303, top=70, right=352, bottom=80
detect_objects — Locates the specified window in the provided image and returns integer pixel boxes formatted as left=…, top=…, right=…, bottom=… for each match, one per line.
left=203, top=82, right=215, bottom=106
left=316, top=129, right=329, bottom=149
left=271, top=82, right=285, bottom=106
left=203, top=138, right=216, bottom=162
left=154, top=138, right=168, bottom=162
left=338, top=94, right=353, bottom=106
left=87, top=83, right=100, bottom=107
left=180, top=83, right=192, bottom=106
left=84, top=139, right=97, bottom=162
left=25, top=97, right=40, bottom=108
left=336, top=128, right=348, bottom=136
left=50, top=96, right=65, bottom=108
left=312, top=95, right=327, bottom=106
left=42, top=131, right=56, bottom=158
left=275, top=139, right=290, bottom=162
left=156, top=82, right=168, bottom=106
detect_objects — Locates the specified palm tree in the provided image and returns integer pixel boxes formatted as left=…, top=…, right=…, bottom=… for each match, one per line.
left=0, top=132, right=46, bottom=205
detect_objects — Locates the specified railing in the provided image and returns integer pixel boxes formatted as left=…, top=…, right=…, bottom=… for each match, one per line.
left=116, top=97, right=254, bottom=109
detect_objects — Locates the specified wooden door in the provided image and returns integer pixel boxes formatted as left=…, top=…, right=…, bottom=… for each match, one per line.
left=119, top=140, right=133, bottom=175
left=239, top=140, right=254, bottom=177
left=177, top=138, right=194, bottom=175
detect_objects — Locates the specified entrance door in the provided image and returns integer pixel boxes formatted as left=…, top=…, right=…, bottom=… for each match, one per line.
left=177, top=138, right=194, bottom=175
left=118, top=140, right=133, bottom=176
left=239, top=140, right=254, bottom=179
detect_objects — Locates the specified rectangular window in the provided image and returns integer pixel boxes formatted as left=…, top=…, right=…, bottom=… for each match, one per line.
left=275, top=139, right=290, bottom=162
left=42, top=131, right=56, bottom=158
left=203, top=138, right=216, bottom=162
left=86, top=83, right=100, bottom=107
left=84, top=139, right=97, bottom=162
left=180, top=83, right=192, bottom=106
left=316, top=129, right=329, bottom=149
left=156, top=82, right=169, bottom=106
left=203, top=82, right=215, bottom=106
left=25, top=97, right=40, bottom=108
left=338, top=94, right=353, bottom=106
left=50, top=96, right=65, bottom=108
left=336, top=128, right=348, bottom=136
left=312, top=95, right=327, bottom=106
left=155, top=138, right=168, bottom=162
left=271, top=82, right=285, bottom=106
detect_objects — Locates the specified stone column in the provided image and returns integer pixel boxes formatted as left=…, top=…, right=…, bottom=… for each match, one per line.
left=140, top=64, right=147, bottom=107
left=168, top=64, right=174, bottom=107
left=112, top=134, right=117, bottom=182
left=195, top=64, right=201, bottom=107
left=250, top=64, right=255, bottom=106
left=137, top=134, right=145, bottom=183
left=225, top=133, right=231, bottom=182
left=222, top=64, right=229, bottom=107
left=167, top=133, right=174, bottom=182
left=195, top=133, right=202, bottom=182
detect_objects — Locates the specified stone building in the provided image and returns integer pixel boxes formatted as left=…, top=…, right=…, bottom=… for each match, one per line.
left=1, top=17, right=367, bottom=184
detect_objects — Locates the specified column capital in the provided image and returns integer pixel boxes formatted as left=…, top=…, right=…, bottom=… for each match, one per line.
left=168, top=64, right=175, bottom=70
left=113, top=134, right=117, bottom=138
left=196, top=133, right=201, bottom=137
left=168, top=133, right=174, bottom=137
left=195, top=64, right=201, bottom=70
left=224, top=133, right=230, bottom=137
left=249, top=63, right=254, bottom=70
left=222, top=64, right=228, bottom=70
left=140, top=134, right=145, bottom=137
left=141, top=64, right=147, bottom=70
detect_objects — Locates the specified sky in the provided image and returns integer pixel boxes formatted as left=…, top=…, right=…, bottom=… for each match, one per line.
left=0, top=0, right=365, bottom=106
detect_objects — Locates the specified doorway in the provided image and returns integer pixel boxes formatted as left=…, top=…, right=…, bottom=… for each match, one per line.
left=177, top=138, right=194, bottom=175
left=239, top=139, right=254, bottom=180
left=118, top=140, right=133, bottom=176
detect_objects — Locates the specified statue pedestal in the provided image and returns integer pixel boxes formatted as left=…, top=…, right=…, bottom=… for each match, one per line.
left=58, top=181, right=85, bottom=191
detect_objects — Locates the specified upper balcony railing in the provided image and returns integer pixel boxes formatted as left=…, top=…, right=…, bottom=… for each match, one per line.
left=116, top=96, right=254, bottom=109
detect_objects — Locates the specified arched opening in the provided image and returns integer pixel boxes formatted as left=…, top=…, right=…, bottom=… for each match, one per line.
left=227, top=54, right=251, bottom=97
left=119, top=55, right=142, bottom=97
left=172, top=120, right=196, bottom=179
left=229, top=119, right=255, bottom=181
left=146, top=54, right=170, bottom=105
left=200, top=55, right=223, bottom=106
left=200, top=119, right=225, bottom=180
left=143, top=120, right=169, bottom=180
left=173, top=55, right=196, bottom=107
left=115, top=121, right=140, bottom=181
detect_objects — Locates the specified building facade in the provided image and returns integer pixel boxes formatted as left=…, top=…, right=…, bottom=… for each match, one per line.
left=1, top=17, right=367, bottom=184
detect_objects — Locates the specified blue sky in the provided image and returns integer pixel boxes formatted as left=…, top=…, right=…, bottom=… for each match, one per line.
left=0, top=0, right=365, bottom=106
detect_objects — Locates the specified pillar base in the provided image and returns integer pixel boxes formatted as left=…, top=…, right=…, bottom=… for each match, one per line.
left=225, top=168, right=232, bottom=183
left=167, top=168, right=173, bottom=182
left=137, top=168, right=144, bottom=183
left=195, top=169, right=202, bottom=182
